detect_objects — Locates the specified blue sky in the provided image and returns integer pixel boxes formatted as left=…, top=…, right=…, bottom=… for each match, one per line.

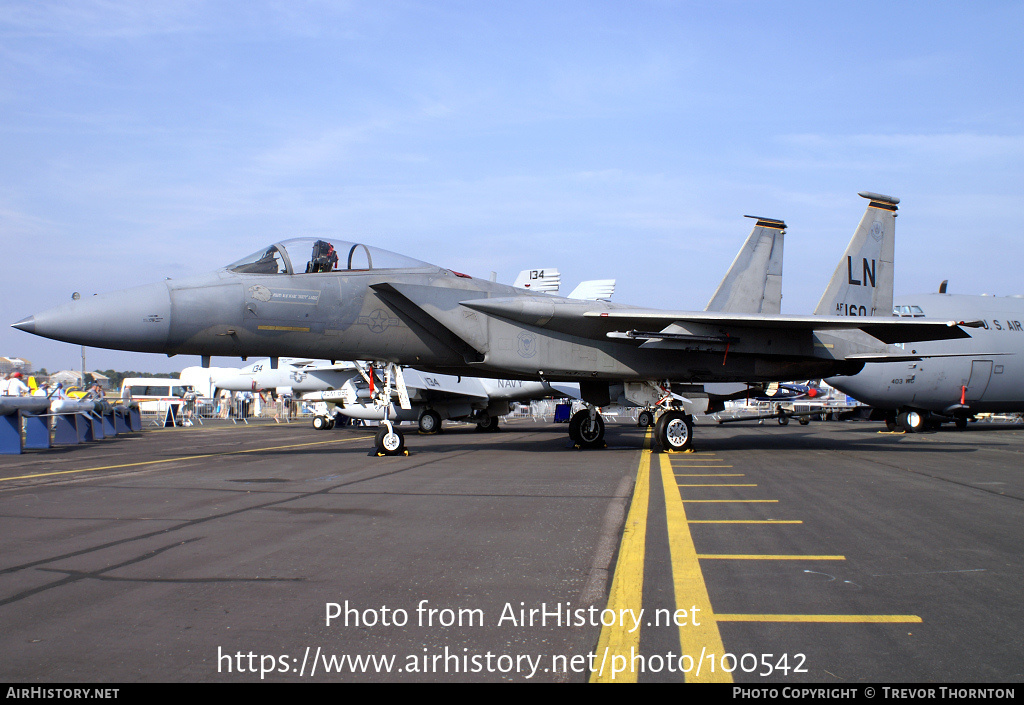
left=3, top=1, right=1023, bottom=373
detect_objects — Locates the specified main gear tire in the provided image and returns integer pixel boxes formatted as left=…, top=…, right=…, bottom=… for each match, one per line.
left=418, top=409, right=442, bottom=434
left=898, top=410, right=926, bottom=433
left=655, top=411, right=693, bottom=452
left=568, top=410, right=605, bottom=449
left=475, top=413, right=500, bottom=432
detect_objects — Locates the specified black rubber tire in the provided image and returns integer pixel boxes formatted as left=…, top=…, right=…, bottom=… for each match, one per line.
left=475, top=413, right=500, bottom=432
left=637, top=410, right=655, bottom=428
left=418, top=409, right=442, bottom=434
left=898, top=410, right=926, bottom=433
left=374, top=425, right=405, bottom=456
left=568, top=410, right=605, bottom=448
left=312, top=415, right=328, bottom=430
left=655, top=410, right=693, bottom=452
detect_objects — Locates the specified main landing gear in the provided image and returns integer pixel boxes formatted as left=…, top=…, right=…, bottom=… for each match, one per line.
left=418, top=409, right=442, bottom=435
left=474, top=412, right=501, bottom=433
left=312, top=414, right=334, bottom=430
left=566, top=406, right=694, bottom=452
left=637, top=409, right=655, bottom=428
left=568, top=409, right=605, bottom=449
left=654, top=410, right=694, bottom=452
left=897, top=409, right=926, bottom=433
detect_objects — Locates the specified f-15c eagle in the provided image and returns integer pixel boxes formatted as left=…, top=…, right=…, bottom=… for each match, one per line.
left=13, top=192, right=971, bottom=455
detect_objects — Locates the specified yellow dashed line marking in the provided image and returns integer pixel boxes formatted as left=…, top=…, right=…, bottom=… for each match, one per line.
left=595, top=430, right=917, bottom=681
left=675, top=474, right=745, bottom=477
left=697, top=555, right=845, bottom=561
left=683, top=499, right=778, bottom=503
left=676, top=484, right=757, bottom=488
left=688, top=520, right=802, bottom=524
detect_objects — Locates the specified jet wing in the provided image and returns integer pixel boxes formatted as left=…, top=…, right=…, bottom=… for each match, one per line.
left=460, top=298, right=971, bottom=344
left=846, top=351, right=1013, bottom=363
left=587, top=310, right=972, bottom=344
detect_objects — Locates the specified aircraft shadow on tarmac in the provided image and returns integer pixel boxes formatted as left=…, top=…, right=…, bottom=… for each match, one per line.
left=299, top=421, right=997, bottom=456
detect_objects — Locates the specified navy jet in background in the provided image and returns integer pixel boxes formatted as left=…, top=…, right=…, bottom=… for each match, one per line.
left=203, top=356, right=575, bottom=433
left=826, top=284, right=1024, bottom=432
left=13, top=192, right=972, bottom=455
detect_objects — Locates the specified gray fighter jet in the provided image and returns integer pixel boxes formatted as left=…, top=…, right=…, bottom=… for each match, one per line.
left=12, top=193, right=971, bottom=455
left=826, top=286, right=1024, bottom=432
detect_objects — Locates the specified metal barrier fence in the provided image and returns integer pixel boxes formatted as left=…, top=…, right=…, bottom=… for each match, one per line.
left=135, top=396, right=313, bottom=425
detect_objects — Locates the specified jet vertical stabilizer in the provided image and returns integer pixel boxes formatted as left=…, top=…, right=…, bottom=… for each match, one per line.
left=512, top=268, right=561, bottom=293
left=706, top=216, right=785, bottom=314
left=568, top=279, right=616, bottom=301
left=814, top=192, right=898, bottom=317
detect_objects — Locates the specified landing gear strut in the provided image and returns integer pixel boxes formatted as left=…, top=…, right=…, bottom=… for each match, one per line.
left=366, top=362, right=411, bottom=456
left=373, top=420, right=406, bottom=456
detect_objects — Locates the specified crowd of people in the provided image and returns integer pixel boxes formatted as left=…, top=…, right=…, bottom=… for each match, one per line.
left=0, top=372, right=101, bottom=400
left=2, top=370, right=302, bottom=425
left=212, top=389, right=293, bottom=422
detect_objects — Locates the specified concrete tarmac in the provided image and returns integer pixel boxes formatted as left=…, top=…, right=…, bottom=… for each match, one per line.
left=0, top=417, right=1021, bottom=683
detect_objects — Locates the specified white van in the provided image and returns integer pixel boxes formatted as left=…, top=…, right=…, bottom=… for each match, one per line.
left=119, top=378, right=194, bottom=413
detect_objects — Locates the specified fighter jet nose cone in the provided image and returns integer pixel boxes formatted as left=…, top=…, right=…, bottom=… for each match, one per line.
left=11, top=316, right=36, bottom=334
left=18, top=281, right=173, bottom=352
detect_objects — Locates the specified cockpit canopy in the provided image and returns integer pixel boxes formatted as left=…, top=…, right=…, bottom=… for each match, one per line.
left=893, top=305, right=925, bottom=318
left=227, top=238, right=436, bottom=275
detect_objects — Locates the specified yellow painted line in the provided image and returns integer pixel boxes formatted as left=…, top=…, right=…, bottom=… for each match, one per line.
left=658, top=453, right=732, bottom=683
left=590, top=430, right=652, bottom=684
left=688, top=520, right=802, bottom=524
left=673, top=461, right=728, bottom=463
left=675, top=474, right=745, bottom=477
left=683, top=500, right=777, bottom=503
left=716, top=614, right=921, bottom=623
left=0, top=436, right=374, bottom=482
left=697, top=555, right=845, bottom=561
left=676, top=484, right=757, bottom=488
